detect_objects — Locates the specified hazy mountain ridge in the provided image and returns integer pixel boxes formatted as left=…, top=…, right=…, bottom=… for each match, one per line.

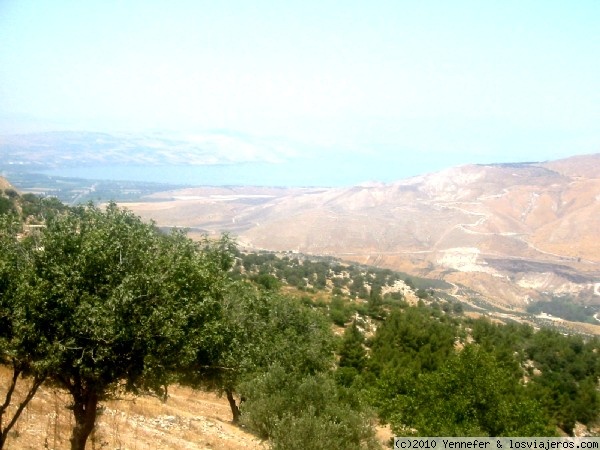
left=0, top=130, right=295, bottom=168
left=120, top=154, right=600, bottom=309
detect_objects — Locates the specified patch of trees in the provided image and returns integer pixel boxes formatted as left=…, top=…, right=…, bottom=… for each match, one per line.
left=365, top=310, right=552, bottom=436
left=233, top=251, right=433, bottom=323
left=525, top=328, right=600, bottom=432
left=0, top=189, right=66, bottom=222
left=0, top=189, right=22, bottom=216
left=208, top=285, right=377, bottom=449
left=332, top=305, right=598, bottom=437
left=467, top=318, right=600, bottom=435
left=240, top=367, right=378, bottom=450
left=233, top=251, right=420, bottom=300
left=527, top=296, right=598, bottom=324
left=374, top=346, right=553, bottom=436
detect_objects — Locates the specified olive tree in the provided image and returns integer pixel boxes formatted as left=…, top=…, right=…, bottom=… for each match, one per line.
left=189, top=283, right=336, bottom=423
left=19, top=203, right=234, bottom=450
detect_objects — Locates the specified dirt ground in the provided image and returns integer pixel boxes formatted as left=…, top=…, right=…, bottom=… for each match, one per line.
left=1, top=366, right=266, bottom=450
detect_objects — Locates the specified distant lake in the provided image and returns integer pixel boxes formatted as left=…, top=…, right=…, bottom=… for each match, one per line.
left=40, top=159, right=382, bottom=188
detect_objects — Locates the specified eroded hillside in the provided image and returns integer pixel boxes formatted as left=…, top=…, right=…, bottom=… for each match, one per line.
left=120, top=154, right=600, bottom=310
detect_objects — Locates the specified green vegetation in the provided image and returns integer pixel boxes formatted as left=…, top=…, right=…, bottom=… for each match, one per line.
left=525, top=328, right=600, bottom=431
left=1, top=192, right=600, bottom=449
left=3, top=171, right=186, bottom=204
left=376, top=346, right=553, bottom=436
left=231, top=250, right=435, bottom=324
left=240, top=367, right=379, bottom=450
left=469, top=319, right=600, bottom=434
left=1, top=202, right=235, bottom=450
left=527, top=296, right=598, bottom=324
left=190, top=285, right=335, bottom=424
left=0, top=188, right=67, bottom=222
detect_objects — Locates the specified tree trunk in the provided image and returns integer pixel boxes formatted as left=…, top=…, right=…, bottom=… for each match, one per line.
left=0, top=364, right=44, bottom=450
left=69, top=390, right=99, bottom=450
left=226, top=389, right=241, bottom=423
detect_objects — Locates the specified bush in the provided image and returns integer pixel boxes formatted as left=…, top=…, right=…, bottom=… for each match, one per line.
left=240, top=366, right=379, bottom=449
left=271, top=406, right=378, bottom=450
left=253, top=273, right=281, bottom=291
left=330, top=308, right=350, bottom=326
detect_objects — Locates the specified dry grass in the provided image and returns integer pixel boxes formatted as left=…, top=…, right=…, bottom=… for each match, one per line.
left=0, top=366, right=266, bottom=450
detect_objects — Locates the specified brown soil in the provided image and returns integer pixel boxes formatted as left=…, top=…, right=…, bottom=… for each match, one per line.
left=1, top=366, right=266, bottom=449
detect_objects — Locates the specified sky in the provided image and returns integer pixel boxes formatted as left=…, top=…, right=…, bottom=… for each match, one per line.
left=0, top=1, right=599, bottom=185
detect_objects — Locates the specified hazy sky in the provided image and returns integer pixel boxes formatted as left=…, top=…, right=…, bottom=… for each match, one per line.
left=1, top=1, right=599, bottom=181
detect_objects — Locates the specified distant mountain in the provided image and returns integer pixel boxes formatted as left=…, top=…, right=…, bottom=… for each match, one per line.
left=121, top=154, right=600, bottom=310
left=0, top=130, right=296, bottom=169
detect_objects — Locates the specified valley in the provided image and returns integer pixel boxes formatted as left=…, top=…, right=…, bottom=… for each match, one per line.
left=2, top=170, right=600, bottom=448
left=3, top=151, right=600, bottom=328
left=116, top=155, right=600, bottom=316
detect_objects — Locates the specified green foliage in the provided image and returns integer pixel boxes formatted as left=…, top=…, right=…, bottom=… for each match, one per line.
left=469, top=318, right=600, bottom=434
left=252, top=273, right=281, bottom=291
left=0, top=197, right=14, bottom=216
left=452, top=301, right=464, bottom=314
left=369, top=308, right=457, bottom=375
left=3, top=189, right=18, bottom=199
left=470, top=318, right=532, bottom=374
left=527, top=296, right=597, bottom=324
left=379, top=346, right=554, bottom=437
left=416, top=288, right=430, bottom=299
left=30, top=203, right=230, bottom=384
left=0, top=215, right=48, bottom=448
left=193, top=284, right=336, bottom=422
left=245, top=293, right=335, bottom=376
left=234, top=250, right=417, bottom=303
left=6, top=202, right=234, bottom=449
left=367, top=287, right=384, bottom=318
left=0, top=190, right=67, bottom=223
left=240, top=366, right=379, bottom=450
left=524, top=329, right=600, bottom=434
left=329, top=296, right=353, bottom=326
left=338, top=321, right=366, bottom=371
left=336, top=321, right=367, bottom=387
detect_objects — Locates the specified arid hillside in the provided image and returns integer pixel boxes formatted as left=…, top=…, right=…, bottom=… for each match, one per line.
left=121, top=154, right=600, bottom=310
left=0, top=367, right=265, bottom=450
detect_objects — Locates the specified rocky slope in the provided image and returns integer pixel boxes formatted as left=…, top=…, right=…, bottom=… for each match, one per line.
left=121, top=154, right=600, bottom=310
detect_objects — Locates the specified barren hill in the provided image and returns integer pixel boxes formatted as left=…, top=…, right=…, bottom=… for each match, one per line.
left=122, top=154, right=600, bottom=309
left=0, top=176, right=15, bottom=190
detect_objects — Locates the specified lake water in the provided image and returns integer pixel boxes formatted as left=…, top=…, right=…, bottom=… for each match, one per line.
left=40, top=159, right=393, bottom=188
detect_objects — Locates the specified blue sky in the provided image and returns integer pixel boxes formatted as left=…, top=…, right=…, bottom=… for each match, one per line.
left=0, top=1, right=599, bottom=184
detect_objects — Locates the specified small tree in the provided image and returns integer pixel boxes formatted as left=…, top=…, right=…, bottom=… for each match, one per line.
left=19, top=203, right=234, bottom=450
left=336, top=320, right=367, bottom=387
left=191, top=284, right=336, bottom=423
